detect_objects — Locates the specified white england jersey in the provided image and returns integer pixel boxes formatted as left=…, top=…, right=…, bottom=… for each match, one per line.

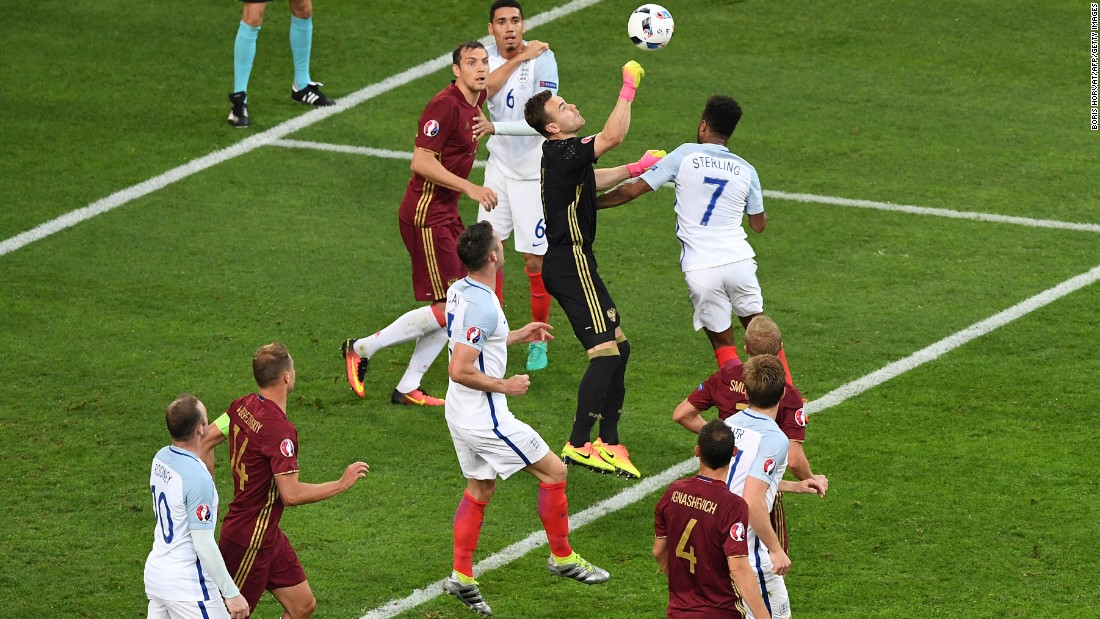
left=724, top=410, right=788, bottom=512
left=640, top=143, right=764, bottom=272
left=485, top=43, right=559, bottom=180
left=145, top=446, right=223, bottom=602
left=445, top=277, right=515, bottom=430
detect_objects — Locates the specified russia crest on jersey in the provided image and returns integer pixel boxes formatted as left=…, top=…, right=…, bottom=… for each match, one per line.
left=465, top=326, right=483, bottom=344
left=762, top=458, right=777, bottom=476
left=423, top=119, right=440, bottom=137
left=795, top=408, right=808, bottom=427
left=280, top=438, right=296, bottom=458
left=195, top=504, right=212, bottom=522
left=729, top=522, right=745, bottom=542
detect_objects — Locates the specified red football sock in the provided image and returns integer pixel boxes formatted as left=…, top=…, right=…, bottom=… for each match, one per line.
left=526, top=268, right=551, bottom=323
left=452, top=490, right=488, bottom=578
left=494, top=267, right=505, bottom=306
left=777, top=344, right=793, bottom=384
left=538, top=481, right=572, bottom=558
left=715, top=345, right=741, bottom=368
left=430, top=303, right=447, bottom=328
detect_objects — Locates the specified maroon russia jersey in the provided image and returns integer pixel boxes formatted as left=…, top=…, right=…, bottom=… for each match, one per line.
left=398, top=83, right=487, bottom=228
left=687, top=364, right=807, bottom=442
left=219, top=394, right=300, bottom=549
left=655, top=475, right=752, bottom=619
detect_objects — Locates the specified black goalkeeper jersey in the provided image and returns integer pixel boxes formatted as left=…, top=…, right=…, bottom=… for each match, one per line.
left=540, top=135, right=600, bottom=249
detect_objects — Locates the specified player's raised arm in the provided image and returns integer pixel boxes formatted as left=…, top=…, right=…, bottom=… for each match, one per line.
left=594, top=61, right=644, bottom=158
left=486, top=40, right=549, bottom=97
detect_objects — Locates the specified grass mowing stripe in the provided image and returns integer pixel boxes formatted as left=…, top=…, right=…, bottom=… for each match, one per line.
left=0, top=0, right=606, bottom=259
left=806, top=262, right=1100, bottom=414
left=767, top=190, right=1100, bottom=234
left=267, top=140, right=1100, bottom=235
left=359, top=261, right=1100, bottom=618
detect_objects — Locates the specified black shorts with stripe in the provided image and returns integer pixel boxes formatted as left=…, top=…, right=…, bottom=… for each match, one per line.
left=542, top=245, right=620, bottom=350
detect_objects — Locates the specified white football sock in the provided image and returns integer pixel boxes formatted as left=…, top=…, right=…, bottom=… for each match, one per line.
left=395, top=327, right=448, bottom=394
left=355, top=306, right=441, bottom=358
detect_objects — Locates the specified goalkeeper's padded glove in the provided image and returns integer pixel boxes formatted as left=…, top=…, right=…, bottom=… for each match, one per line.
left=620, top=60, right=645, bottom=101
left=627, top=149, right=666, bottom=177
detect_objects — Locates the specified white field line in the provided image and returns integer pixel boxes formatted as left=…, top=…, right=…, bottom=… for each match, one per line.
left=0, top=0, right=606, bottom=259
left=269, top=139, right=485, bottom=168
left=765, top=190, right=1100, bottom=234
left=359, top=262, right=1100, bottom=618
left=268, top=139, right=1100, bottom=235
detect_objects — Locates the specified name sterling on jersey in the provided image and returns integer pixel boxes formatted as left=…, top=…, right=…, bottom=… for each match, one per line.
left=691, top=156, right=740, bottom=174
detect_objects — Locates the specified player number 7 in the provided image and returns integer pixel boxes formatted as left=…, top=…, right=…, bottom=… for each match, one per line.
left=700, top=177, right=728, bottom=226
left=675, top=517, right=699, bottom=574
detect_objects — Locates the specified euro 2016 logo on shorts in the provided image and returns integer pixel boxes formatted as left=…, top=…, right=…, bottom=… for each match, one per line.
left=195, top=504, right=212, bottom=522
left=423, top=119, right=440, bottom=137
left=762, top=458, right=777, bottom=476
left=280, top=438, right=296, bottom=458
left=466, top=326, right=483, bottom=344
left=729, top=522, right=745, bottom=542
left=795, top=408, right=808, bottom=427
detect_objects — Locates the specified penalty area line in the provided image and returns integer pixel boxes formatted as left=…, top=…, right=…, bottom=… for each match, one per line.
left=0, top=0, right=606, bottom=259
left=357, top=260, right=1100, bottom=619
left=267, top=139, right=1100, bottom=235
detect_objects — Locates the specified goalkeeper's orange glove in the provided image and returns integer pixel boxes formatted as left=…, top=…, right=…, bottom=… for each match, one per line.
left=627, top=149, right=666, bottom=177
left=620, top=60, right=645, bottom=101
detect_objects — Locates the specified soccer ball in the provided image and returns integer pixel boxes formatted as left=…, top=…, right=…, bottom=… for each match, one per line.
left=627, top=4, right=675, bottom=51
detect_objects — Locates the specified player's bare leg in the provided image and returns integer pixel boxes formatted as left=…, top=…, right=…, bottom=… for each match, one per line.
left=524, top=252, right=550, bottom=371
left=706, top=324, right=740, bottom=368
left=271, top=580, right=317, bottom=619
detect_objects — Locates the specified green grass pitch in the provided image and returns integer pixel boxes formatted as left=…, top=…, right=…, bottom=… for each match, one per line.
left=2, top=0, right=1098, bottom=617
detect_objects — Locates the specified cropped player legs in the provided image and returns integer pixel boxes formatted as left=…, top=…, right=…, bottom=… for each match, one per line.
left=270, top=580, right=317, bottom=619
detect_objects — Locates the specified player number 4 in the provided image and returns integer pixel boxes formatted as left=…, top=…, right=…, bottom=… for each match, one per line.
left=675, top=517, right=698, bottom=574
left=700, top=177, right=728, bottom=226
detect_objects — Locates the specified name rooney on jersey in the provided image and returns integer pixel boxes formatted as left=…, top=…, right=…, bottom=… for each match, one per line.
left=153, top=462, right=173, bottom=484
left=691, top=156, right=740, bottom=174
left=671, top=490, right=719, bottom=514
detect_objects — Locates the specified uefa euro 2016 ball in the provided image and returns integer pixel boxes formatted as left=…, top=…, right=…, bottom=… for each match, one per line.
left=627, top=4, right=675, bottom=51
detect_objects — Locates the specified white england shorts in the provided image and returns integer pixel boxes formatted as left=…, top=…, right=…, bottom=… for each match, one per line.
left=447, top=417, right=551, bottom=480
left=744, top=534, right=791, bottom=619
left=478, top=162, right=547, bottom=256
left=683, top=258, right=763, bottom=332
left=147, top=597, right=230, bottom=619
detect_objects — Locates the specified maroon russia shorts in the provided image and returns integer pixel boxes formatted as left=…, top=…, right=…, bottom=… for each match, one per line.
left=220, top=529, right=307, bottom=610
left=400, top=218, right=467, bottom=302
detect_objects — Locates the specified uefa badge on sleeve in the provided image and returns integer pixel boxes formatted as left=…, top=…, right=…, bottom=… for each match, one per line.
left=762, top=458, right=777, bottom=476
left=280, top=438, right=296, bottom=458
left=423, top=119, right=440, bottom=137
left=729, top=522, right=746, bottom=542
left=466, top=326, right=483, bottom=344
left=195, top=504, right=212, bottom=522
